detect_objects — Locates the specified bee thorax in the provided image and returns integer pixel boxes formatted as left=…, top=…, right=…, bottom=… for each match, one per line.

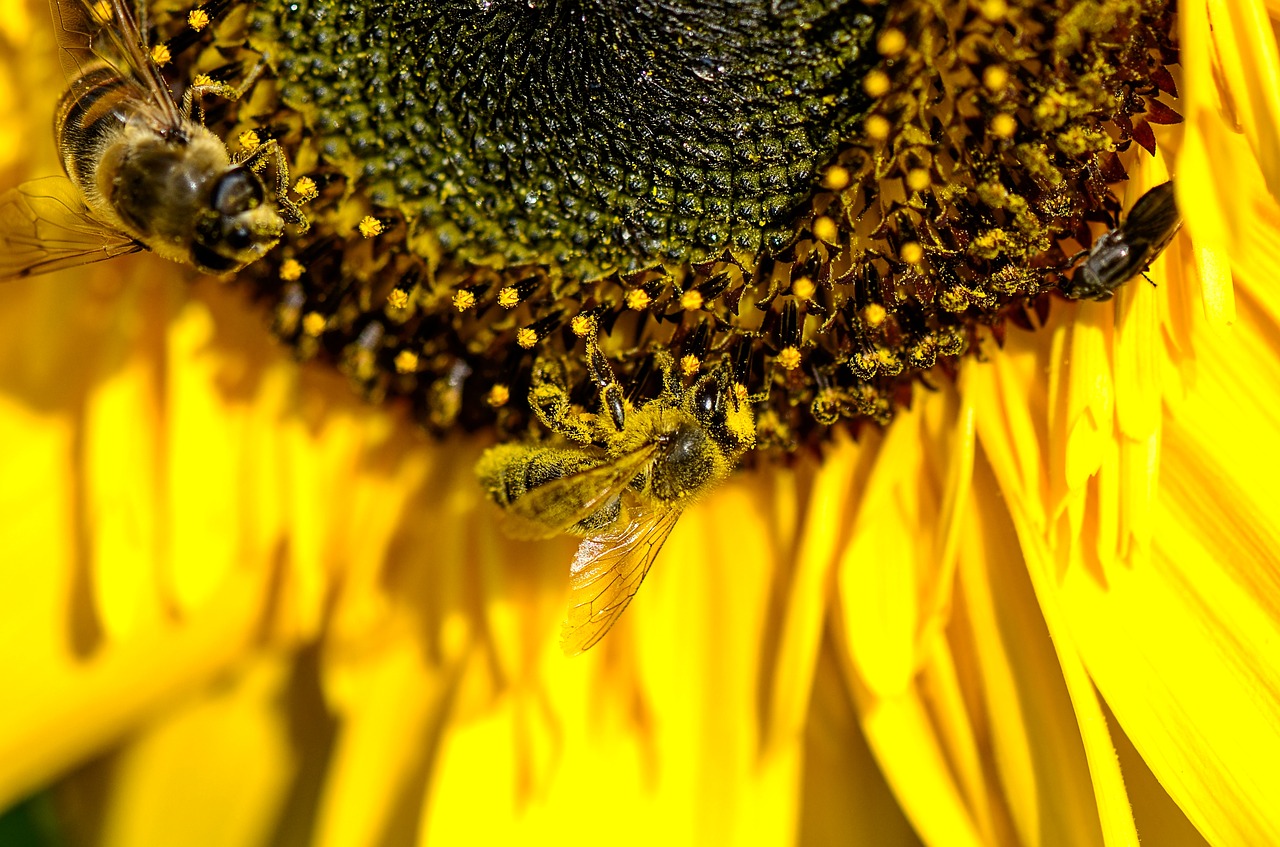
left=648, top=422, right=722, bottom=503
left=102, top=128, right=228, bottom=247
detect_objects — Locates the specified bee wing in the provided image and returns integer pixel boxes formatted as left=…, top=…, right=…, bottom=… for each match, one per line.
left=1123, top=181, right=1182, bottom=250
left=502, top=442, right=659, bottom=540
left=0, top=177, right=142, bottom=280
left=560, top=505, right=683, bottom=656
left=50, top=0, right=184, bottom=128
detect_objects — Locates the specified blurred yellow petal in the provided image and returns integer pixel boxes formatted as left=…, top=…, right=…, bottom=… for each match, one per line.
left=764, top=435, right=866, bottom=752
left=800, top=643, right=922, bottom=846
left=424, top=468, right=805, bottom=845
left=0, top=554, right=271, bottom=805
left=836, top=383, right=973, bottom=700
left=851, top=663, right=987, bottom=847
left=57, top=656, right=299, bottom=847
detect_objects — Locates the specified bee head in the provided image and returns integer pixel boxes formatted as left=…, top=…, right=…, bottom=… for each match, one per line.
left=687, top=366, right=756, bottom=456
left=192, top=167, right=285, bottom=274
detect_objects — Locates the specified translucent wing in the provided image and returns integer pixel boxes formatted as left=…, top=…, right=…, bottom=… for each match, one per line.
left=1123, top=181, right=1181, bottom=251
left=50, top=0, right=183, bottom=129
left=560, top=505, right=683, bottom=656
left=0, top=177, right=142, bottom=280
left=503, top=442, right=659, bottom=540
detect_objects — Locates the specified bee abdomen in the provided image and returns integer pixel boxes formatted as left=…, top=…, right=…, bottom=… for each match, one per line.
left=476, top=443, right=597, bottom=507
left=54, top=65, right=141, bottom=192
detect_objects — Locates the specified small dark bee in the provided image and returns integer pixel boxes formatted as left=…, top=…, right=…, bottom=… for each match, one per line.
left=1062, top=181, right=1182, bottom=301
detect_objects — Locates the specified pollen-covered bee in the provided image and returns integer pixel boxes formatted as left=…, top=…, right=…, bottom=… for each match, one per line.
left=476, top=339, right=759, bottom=655
left=0, top=0, right=306, bottom=280
left=1062, top=181, right=1182, bottom=301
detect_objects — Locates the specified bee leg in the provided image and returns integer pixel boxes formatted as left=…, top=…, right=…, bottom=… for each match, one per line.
left=738, top=360, right=773, bottom=405
left=651, top=349, right=681, bottom=407
left=529, top=356, right=594, bottom=444
left=239, top=140, right=311, bottom=233
left=587, top=337, right=627, bottom=432
left=179, top=58, right=268, bottom=122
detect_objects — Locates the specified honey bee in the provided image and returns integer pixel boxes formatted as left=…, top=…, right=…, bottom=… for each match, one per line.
left=0, top=0, right=305, bottom=280
left=1062, top=181, right=1181, bottom=301
left=476, top=339, right=759, bottom=655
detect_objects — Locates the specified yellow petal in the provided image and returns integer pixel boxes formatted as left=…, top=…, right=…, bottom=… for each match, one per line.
left=84, top=289, right=166, bottom=640
left=858, top=684, right=988, bottom=847
left=968, top=348, right=1143, bottom=847
left=764, top=433, right=867, bottom=751
left=0, top=561, right=271, bottom=806
left=424, top=468, right=806, bottom=845
left=314, top=624, right=446, bottom=847
left=1202, top=0, right=1280, bottom=196
left=834, top=382, right=972, bottom=699
left=1057, top=290, right=1280, bottom=844
left=57, top=656, right=299, bottom=847
left=801, top=643, right=923, bottom=845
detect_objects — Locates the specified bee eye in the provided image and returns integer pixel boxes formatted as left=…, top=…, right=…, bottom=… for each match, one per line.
left=211, top=168, right=265, bottom=215
left=227, top=224, right=252, bottom=250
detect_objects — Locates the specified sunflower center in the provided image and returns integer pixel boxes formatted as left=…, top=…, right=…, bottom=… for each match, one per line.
left=264, top=0, right=881, bottom=276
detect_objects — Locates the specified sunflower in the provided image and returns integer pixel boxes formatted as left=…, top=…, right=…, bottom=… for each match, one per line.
left=1, top=0, right=1278, bottom=844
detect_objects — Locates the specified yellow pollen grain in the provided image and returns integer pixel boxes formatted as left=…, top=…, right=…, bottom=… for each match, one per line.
left=901, top=241, right=924, bottom=264
left=792, top=277, right=816, bottom=300
left=237, top=130, right=260, bottom=152
left=293, top=176, right=318, bottom=203
left=875, top=348, right=899, bottom=367
left=777, top=346, right=802, bottom=370
left=865, top=114, right=891, bottom=141
left=302, top=312, right=327, bottom=336
left=680, top=289, right=704, bottom=311
left=188, top=8, right=210, bottom=30
left=192, top=73, right=214, bottom=87
left=386, top=288, right=410, bottom=310
left=625, top=289, right=651, bottom=310
left=978, top=0, right=1007, bottom=21
left=680, top=354, right=701, bottom=377
left=982, top=65, right=1009, bottom=92
left=486, top=384, right=510, bottom=407
left=394, top=349, right=419, bottom=374
left=516, top=327, right=538, bottom=349
left=906, top=168, right=931, bottom=191
left=452, top=289, right=476, bottom=311
left=863, top=303, right=888, bottom=328
left=990, top=112, right=1017, bottom=138
left=497, top=286, right=520, bottom=309
left=812, top=215, right=838, bottom=243
left=821, top=165, right=851, bottom=191
left=150, top=43, right=171, bottom=66
left=278, top=258, right=304, bottom=281
left=939, top=287, right=969, bottom=312
left=862, top=69, right=891, bottom=97
left=358, top=216, right=384, bottom=238
left=732, top=383, right=749, bottom=403
left=570, top=314, right=595, bottom=336
left=877, top=28, right=905, bottom=57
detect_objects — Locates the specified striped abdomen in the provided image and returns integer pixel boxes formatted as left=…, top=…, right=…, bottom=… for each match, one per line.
left=53, top=64, right=147, bottom=195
